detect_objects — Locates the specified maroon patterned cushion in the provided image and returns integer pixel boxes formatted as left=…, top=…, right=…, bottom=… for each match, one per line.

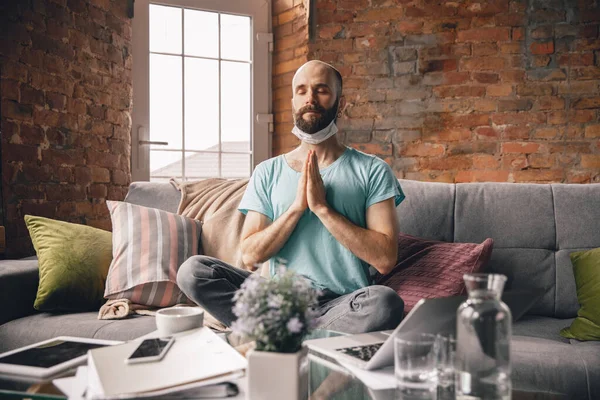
left=376, top=234, right=494, bottom=315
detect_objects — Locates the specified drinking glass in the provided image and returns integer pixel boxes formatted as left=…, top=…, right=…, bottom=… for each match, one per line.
left=434, top=334, right=456, bottom=388
left=434, top=334, right=456, bottom=400
left=394, top=333, right=438, bottom=399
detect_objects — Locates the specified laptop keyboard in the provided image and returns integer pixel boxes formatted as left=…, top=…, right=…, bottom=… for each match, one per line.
left=336, top=342, right=383, bottom=362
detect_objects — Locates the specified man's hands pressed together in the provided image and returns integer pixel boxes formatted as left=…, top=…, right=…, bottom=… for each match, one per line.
left=291, top=150, right=330, bottom=216
left=307, top=151, right=329, bottom=216
left=290, top=151, right=310, bottom=214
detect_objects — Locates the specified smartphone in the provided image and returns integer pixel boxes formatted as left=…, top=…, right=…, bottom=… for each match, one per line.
left=125, top=337, right=175, bottom=364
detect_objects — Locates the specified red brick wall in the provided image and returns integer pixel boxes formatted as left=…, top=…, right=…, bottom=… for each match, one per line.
left=273, top=0, right=310, bottom=152
left=0, top=0, right=132, bottom=258
left=272, top=0, right=600, bottom=184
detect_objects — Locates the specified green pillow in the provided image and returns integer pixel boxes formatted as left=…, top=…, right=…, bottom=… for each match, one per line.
left=560, top=247, right=600, bottom=341
left=25, top=215, right=113, bottom=311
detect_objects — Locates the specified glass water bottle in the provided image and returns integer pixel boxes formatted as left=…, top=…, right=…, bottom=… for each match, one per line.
left=455, top=273, right=512, bottom=400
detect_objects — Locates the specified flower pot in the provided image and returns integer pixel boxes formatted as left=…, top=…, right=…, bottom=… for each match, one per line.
left=247, top=346, right=308, bottom=400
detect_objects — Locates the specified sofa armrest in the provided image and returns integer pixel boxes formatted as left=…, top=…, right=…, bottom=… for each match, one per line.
left=0, top=258, right=39, bottom=326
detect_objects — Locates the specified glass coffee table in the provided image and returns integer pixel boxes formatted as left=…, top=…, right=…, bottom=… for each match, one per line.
left=307, top=351, right=566, bottom=400
left=0, top=374, right=65, bottom=399
left=305, top=330, right=566, bottom=400
left=0, top=329, right=567, bottom=400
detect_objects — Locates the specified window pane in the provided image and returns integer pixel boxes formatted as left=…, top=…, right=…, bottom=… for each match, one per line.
left=221, top=153, right=250, bottom=178
left=150, top=54, right=182, bottom=149
left=185, top=58, right=219, bottom=152
left=185, top=152, right=219, bottom=179
left=220, top=14, right=251, bottom=62
left=221, top=61, right=250, bottom=152
left=149, top=5, right=182, bottom=54
left=184, top=9, right=218, bottom=58
left=150, top=150, right=182, bottom=180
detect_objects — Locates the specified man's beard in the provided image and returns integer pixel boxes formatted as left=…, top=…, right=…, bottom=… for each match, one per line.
left=293, top=99, right=339, bottom=134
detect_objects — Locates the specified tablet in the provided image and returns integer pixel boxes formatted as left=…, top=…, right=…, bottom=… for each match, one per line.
left=0, top=336, right=122, bottom=378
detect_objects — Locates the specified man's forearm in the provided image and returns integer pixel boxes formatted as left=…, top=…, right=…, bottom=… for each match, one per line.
left=314, top=207, right=397, bottom=274
left=241, top=208, right=304, bottom=268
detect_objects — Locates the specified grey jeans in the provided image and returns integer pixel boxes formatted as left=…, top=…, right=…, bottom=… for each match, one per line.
left=177, top=255, right=405, bottom=334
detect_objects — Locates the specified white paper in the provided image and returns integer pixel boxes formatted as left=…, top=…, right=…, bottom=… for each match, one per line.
left=337, top=361, right=396, bottom=390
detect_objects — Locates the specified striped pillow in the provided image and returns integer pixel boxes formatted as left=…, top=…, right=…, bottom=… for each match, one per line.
left=104, top=201, right=202, bottom=307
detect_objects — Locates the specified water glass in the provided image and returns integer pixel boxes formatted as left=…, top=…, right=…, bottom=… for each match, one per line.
left=434, top=334, right=456, bottom=388
left=434, top=334, right=456, bottom=400
left=394, top=333, right=438, bottom=399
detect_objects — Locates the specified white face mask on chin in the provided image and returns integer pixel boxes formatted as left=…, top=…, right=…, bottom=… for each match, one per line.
left=291, top=119, right=338, bottom=145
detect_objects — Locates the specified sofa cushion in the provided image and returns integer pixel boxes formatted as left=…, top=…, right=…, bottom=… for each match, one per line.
left=105, top=201, right=202, bottom=307
left=454, top=183, right=556, bottom=250
left=511, top=336, right=600, bottom=399
left=513, top=315, right=573, bottom=343
left=396, top=180, right=455, bottom=242
left=553, top=183, right=600, bottom=318
left=486, top=248, right=555, bottom=316
left=570, top=338, right=600, bottom=348
left=0, top=312, right=157, bottom=353
left=553, top=184, right=600, bottom=250
left=124, top=181, right=181, bottom=213
left=453, top=183, right=558, bottom=318
left=555, top=249, right=584, bottom=318
left=0, top=259, right=39, bottom=326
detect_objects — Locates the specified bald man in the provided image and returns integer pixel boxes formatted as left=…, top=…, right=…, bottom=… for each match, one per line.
left=177, top=60, right=406, bottom=334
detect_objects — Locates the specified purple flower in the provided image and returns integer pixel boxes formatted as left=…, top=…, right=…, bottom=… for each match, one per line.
left=268, top=294, right=284, bottom=309
left=286, top=317, right=303, bottom=334
left=232, top=301, right=249, bottom=317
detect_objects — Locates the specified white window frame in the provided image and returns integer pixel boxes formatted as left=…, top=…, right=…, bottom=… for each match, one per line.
left=131, top=0, right=272, bottom=182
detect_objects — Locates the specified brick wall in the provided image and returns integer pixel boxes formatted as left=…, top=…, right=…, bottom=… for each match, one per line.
left=273, top=0, right=310, bottom=152
left=0, top=0, right=132, bottom=258
left=272, top=0, right=600, bottom=184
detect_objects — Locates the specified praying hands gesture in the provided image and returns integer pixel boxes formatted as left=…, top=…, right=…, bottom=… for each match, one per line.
left=307, top=150, right=329, bottom=215
left=290, top=150, right=329, bottom=216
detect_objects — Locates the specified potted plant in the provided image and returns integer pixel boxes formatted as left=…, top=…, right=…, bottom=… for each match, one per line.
left=232, top=266, right=319, bottom=400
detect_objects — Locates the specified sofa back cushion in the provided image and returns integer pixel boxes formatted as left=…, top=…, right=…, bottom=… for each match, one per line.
left=553, top=184, right=600, bottom=317
left=124, top=181, right=181, bottom=213
left=396, top=180, right=600, bottom=318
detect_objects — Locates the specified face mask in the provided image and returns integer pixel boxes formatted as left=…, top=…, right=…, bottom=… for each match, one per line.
left=291, top=119, right=338, bottom=145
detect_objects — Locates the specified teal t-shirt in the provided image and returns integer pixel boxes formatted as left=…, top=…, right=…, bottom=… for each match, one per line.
left=238, top=147, right=405, bottom=295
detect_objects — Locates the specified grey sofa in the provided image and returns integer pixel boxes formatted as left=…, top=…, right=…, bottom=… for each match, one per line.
left=1, top=179, right=599, bottom=398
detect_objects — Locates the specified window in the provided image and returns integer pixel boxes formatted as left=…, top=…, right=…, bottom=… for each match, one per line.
left=131, top=0, right=271, bottom=182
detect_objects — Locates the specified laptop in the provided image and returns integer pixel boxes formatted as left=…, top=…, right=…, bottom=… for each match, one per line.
left=304, top=290, right=542, bottom=371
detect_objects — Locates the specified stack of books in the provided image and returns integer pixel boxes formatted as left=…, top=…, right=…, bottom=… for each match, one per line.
left=84, top=328, right=246, bottom=399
